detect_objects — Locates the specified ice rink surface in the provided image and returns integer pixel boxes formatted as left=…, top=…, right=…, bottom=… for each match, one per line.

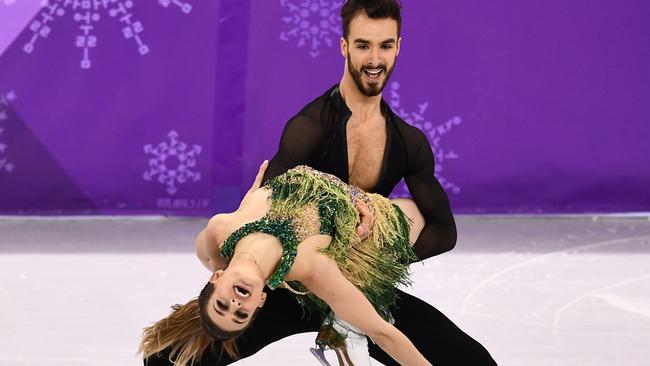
left=1, top=215, right=649, bottom=366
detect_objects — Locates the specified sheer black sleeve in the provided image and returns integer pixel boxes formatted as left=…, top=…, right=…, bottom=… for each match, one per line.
left=405, top=130, right=458, bottom=260
left=263, top=112, right=326, bottom=182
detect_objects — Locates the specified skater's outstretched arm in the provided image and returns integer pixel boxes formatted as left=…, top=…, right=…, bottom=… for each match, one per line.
left=302, top=255, right=432, bottom=366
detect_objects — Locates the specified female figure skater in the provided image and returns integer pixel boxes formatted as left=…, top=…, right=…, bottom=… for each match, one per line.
left=140, top=162, right=429, bottom=366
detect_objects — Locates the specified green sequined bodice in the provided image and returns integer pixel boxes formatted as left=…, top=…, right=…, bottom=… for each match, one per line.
left=220, top=167, right=342, bottom=289
left=220, top=217, right=298, bottom=289
left=220, top=165, right=416, bottom=317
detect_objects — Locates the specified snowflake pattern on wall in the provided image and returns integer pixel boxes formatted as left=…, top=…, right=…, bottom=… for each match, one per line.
left=0, top=90, right=17, bottom=174
left=22, top=0, right=193, bottom=69
left=387, top=81, right=462, bottom=197
left=279, top=0, right=343, bottom=58
left=143, top=130, right=202, bottom=195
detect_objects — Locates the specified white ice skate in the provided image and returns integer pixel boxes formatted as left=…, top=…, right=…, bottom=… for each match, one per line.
left=309, top=314, right=373, bottom=366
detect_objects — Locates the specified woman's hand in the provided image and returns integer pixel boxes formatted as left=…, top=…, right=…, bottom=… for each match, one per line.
left=237, top=160, right=269, bottom=211
left=250, top=160, right=269, bottom=191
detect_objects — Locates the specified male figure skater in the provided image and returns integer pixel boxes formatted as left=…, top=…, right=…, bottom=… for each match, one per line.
left=145, top=1, right=496, bottom=365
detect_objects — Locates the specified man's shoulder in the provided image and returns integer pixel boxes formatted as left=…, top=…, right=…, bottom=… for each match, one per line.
left=386, top=108, right=435, bottom=168
left=293, top=84, right=338, bottom=120
left=387, top=108, right=429, bottom=146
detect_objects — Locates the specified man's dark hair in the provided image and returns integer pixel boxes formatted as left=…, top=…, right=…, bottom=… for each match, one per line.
left=340, top=0, right=402, bottom=40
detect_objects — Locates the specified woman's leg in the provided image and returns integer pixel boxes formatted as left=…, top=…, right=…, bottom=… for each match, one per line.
left=368, top=289, right=497, bottom=366
left=143, top=289, right=323, bottom=365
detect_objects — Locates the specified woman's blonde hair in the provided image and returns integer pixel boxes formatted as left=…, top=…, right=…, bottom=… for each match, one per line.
left=139, top=282, right=248, bottom=365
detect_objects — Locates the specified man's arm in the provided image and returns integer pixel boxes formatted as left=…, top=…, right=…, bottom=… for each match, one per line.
left=263, top=114, right=325, bottom=182
left=405, top=131, right=458, bottom=260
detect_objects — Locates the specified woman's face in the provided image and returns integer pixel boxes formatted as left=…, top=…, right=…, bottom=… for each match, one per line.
left=206, top=269, right=267, bottom=332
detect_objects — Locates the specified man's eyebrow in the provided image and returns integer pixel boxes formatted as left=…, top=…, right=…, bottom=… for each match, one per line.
left=233, top=318, right=246, bottom=325
left=353, top=38, right=396, bottom=44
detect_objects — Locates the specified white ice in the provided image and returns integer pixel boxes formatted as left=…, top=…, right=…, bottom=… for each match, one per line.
left=1, top=215, right=649, bottom=366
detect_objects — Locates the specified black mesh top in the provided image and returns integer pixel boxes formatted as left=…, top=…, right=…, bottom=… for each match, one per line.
left=262, top=84, right=457, bottom=260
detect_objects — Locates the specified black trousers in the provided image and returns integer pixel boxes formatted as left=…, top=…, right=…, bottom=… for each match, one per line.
left=144, top=288, right=497, bottom=365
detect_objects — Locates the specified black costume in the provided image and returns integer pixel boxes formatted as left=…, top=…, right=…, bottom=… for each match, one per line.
left=145, top=85, right=497, bottom=366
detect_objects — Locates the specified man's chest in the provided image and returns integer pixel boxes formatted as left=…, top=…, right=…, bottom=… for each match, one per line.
left=345, top=117, right=387, bottom=191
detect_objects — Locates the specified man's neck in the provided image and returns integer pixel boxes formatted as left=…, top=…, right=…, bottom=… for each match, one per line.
left=339, top=73, right=383, bottom=122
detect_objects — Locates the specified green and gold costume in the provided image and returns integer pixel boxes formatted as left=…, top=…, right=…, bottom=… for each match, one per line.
left=220, top=165, right=417, bottom=320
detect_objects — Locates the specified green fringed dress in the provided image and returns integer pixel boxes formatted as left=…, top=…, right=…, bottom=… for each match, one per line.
left=220, top=165, right=417, bottom=320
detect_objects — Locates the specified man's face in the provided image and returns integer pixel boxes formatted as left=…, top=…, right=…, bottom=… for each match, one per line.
left=342, top=12, right=401, bottom=97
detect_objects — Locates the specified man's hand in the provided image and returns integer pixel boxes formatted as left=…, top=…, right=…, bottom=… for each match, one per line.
left=355, top=199, right=374, bottom=240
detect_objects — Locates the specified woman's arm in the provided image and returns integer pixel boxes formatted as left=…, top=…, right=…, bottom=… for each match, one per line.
left=302, top=256, right=432, bottom=366
left=195, top=225, right=229, bottom=271
left=196, top=161, right=270, bottom=271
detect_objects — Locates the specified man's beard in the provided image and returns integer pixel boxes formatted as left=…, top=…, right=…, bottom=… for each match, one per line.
left=347, top=52, right=396, bottom=97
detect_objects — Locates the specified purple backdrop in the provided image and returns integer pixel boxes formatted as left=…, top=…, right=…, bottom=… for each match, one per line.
left=1, top=0, right=649, bottom=215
